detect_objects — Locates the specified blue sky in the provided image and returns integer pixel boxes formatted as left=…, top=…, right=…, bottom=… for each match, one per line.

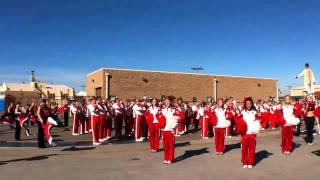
left=0, top=0, right=319, bottom=93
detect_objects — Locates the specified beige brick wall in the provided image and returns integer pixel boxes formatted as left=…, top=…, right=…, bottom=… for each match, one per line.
left=86, top=69, right=106, bottom=98
left=86, top=68, right=278, bottom=102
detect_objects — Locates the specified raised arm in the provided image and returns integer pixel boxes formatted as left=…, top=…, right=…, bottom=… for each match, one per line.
left=295, top=69, right=304, bottom=79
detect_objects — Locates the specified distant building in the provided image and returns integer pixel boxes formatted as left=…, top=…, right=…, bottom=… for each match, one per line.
left=290, top=85, right=320, bottom=98
left=86, top=68, right=279, bottom=102
left=0, top=71, right=75, bottom=106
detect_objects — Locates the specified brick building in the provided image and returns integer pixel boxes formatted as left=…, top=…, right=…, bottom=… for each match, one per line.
left=86, top=68, right=279, bottom=102
left=0, top=71, right=75, bottom=106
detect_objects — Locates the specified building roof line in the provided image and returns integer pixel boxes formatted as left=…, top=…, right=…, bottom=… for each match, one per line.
left=86, top=67, right=278, bottom=81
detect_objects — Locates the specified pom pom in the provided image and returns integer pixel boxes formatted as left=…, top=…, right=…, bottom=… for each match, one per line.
left=286, top=117, right=300, bottom=126
left=166, top=114, right=179, bottom=129
left=251, top=120, right=261, bottom=134
left=157, top=114, right=166, bottom=129
left=208, top=111, right=218, bottom=126
left=277, top=117, right=286, bottom=126
left=234, top=117, right=247, bottom=135
left=145, top=113, right=154, bottom=126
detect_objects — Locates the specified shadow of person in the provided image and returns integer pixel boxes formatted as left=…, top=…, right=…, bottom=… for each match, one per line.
left=311, top=150, right=320, bottom=157
left=224, top=142, right=241, bottom=153
left=62, top=146, right=96, bottom=151
left=255, top=150, right=273, bottom=166
left=174, top=147, right=209, bottom=163
left=292, top=143, right=301, bottom=153
left=158, top=142, right=191, bottom=152
left=175, top=142, right=191, bottom=148
left=0, top=154, right=58, bottom=165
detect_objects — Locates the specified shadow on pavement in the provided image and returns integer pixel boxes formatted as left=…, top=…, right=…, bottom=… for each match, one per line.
left=159, top=142, right=191, bottom=152
left=311, top=150, right=320, bottom=157
left=174, top=147, right=209, bottom=163
left=62, top=146, right=96, bottom=151
left=224, top=142, right=241, bottom=153
left=0, top=154, right=58, bottom=165
left=292, top=143, right=301, bottom=152
left=255, top=150, right=273, bottom=166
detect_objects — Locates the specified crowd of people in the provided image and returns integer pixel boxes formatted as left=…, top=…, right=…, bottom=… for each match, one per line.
left=1, top=95, right=320, bottom=168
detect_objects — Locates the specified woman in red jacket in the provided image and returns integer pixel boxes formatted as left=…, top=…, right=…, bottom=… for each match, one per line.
left=278, top=96, right=300, bottom=155
left=212, top=98, right=233, bottom=155
left=234, top=97, right=261, bottom=169
left=145, top=98, right=161, bottom=152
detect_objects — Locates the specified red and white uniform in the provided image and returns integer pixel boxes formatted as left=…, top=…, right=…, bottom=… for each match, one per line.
left=145, top=105, right=161, bottom=151
left=279, top=104, right=300, bottom=153
left=113, top=102, right=124, bottom=138
left=105, top=102, right=113, bottom=138
left=80, top=104, right=90, bottom=134
left=98, top=103, right=107, bottom=141
left=159, top=106, right=179, bottom=162
left=198, top=106, right=211, bottom=138
left=192, top=104, right=200, bottom=129
left=17, top=113, right=31, bottom=136
left=88, top=103, right=100, bottom=144
left=176, top=104, right=186, bottom=135
left=259, top=105, right=270, bottom=129
left=40, top=106, right=57, bottom=145
left=43, top=116, right=58, bottom=145
left=213, top=107, right=232, bottom=153
left=70, top=104, right=80, bottom=135
left=236, top=110, right=261, bottom=166
left=132, top=104, right=146, bottom=141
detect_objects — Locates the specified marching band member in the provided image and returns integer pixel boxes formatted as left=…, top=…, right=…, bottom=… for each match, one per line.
left=62, top=100, right=70, bottom=130
left=113, top=98, right=124, bottom=139
left=277, top=96, right=300, bottom=155
left=105, top=100, right=113, bottom=140
left=234, top=97, right=261, bottom=169
left=19, top=107, right=31, bottom=136
left=98, top=99, right=107, bottom=142
left=29, top=102, right=37, bottom=125
left=259, top=102, right=270, bottom=130
left=123, top=100, right=133, bottom=137
left=132, top=99, right=146, bottom=142
left=176, top=98, right=186, bottom=135
left=145, top=98, right=161, bottom=152
left=293, top=99, right=303, bottom=136
left=79, top=101, right=89, bottom=134
left=198, top=102, right=211, bottom=139
left=88, top=98, right=101, bottom=146
left=15, top=107, right=31, bottom=140
left=192, top=102, right=200, bottom=130
left=315, top=102, right=320, bottom=135
left=157, top=96, right=180, bottom=164
left=304, top=95, right=316, bottom=145
left=212, top=98, right=233, bottom=155
left=14, top=102, right=22, bottom=140
left=43, top=115, right=58, bottom=147
left=184, top=103, right=193, bottom=134
left=36, top=99, right=49, bottom=148
left=270, top=103, right=281, bottom=129
left=85, top=102, right=92, bottom=133
left=70, top=101, right=81, bottom=136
